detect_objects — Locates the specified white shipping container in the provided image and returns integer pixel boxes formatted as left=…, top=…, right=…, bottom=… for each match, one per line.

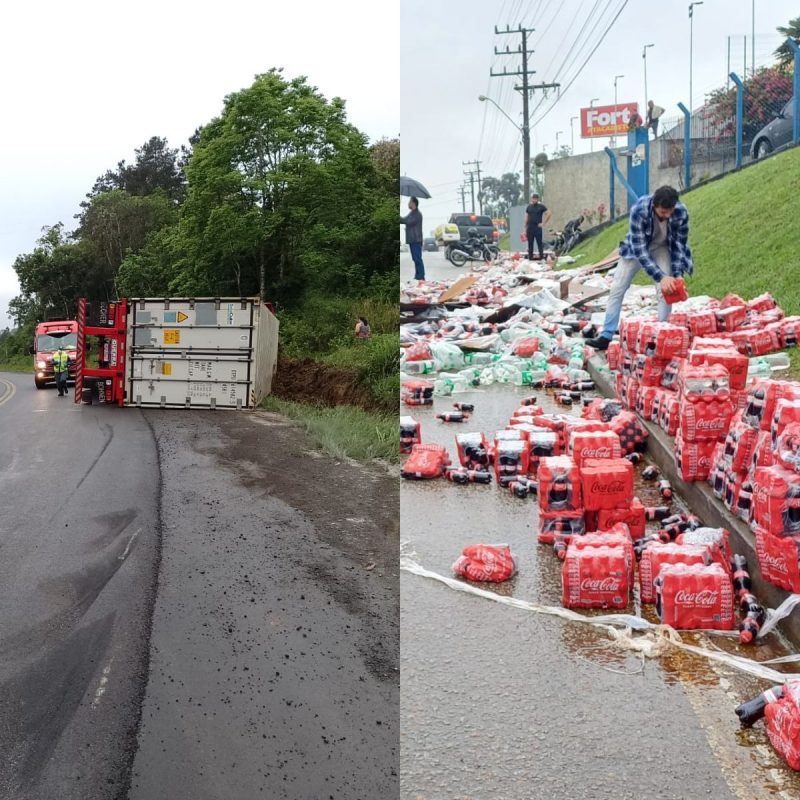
left=124, top=298, right=279, bottom=409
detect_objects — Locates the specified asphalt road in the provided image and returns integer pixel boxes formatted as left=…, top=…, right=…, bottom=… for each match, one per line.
left=0, top=373, right=398, bottom=799
left=400, top=381, right=800, bottom=800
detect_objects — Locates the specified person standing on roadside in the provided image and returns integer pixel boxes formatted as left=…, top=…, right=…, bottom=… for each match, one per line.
left=401, top=197, right=425, bottom=280
left=646, top=100, right=665, bottom=138
left=52, top=345, right=70, bottom=397
left=355, top=317, right=371, bottom=338
left=524, top=193, right=551, bottom=261
left=587, top=185, right=693, bottom=351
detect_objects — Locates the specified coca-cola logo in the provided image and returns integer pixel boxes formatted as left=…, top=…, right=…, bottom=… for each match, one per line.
left=580, top=447, right=612, bottom=459
left=674, top=589, right=719, bottom=606
left=590, top=481, right=626, bottom=494
left=662, top=336, right=684, bottom=349
left=763, top=553, right=789, bottom=575
left=695, top=418, right=725, bottom=430
left=754, top=485, right=769, bottom=505
left=580, top=577, right=620, bottom=592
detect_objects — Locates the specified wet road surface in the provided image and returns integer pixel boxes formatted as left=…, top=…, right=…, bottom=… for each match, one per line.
left=0, top=373, right=398, bottom=799
left=0, top=373, right=160, bottom=799
left=400, top=381, right=800, bottom=800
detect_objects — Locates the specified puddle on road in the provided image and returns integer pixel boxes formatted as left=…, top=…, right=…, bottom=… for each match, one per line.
left=402, top=382, right=800, bottom=799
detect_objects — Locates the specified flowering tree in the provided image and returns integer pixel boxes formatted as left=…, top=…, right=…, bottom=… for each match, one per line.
left=707, top=64, right=793, bottom=141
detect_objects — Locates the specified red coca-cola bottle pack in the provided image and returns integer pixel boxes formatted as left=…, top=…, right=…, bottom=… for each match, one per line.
left=580, top=457, right=634, bottom=511
left=661, top=277, right=689, bottom=305
left=743, top=379, right=800, bottom=432
left=633, top=355, right=670, bottom=387
left=674, top=432, right=718, bottom=481
left=639, top=322, right=690, bottom=360
left=596, top=497, right=647, bottom=539
left=715, top=305, right=747, bottom=332
left=751, top=430, right=776, bottom=471
left=687, top=348, right=748, bottom=391
left=754, top=527, right=800, bottom=592
left=751, top=465, right=800, bottom=536
left=538, top=511, right=585, bottom=545
left=764, top=681, right=800, bottom=770
left=561, top=544, right=630, bottom=609
left=452, top=544, right=518, bottom=583
left=493, top=438, right=530, bottom=482
left=400, top=415, right=422, bottom=454
left=659, top=393, right=680, bottom=436
left=771, top=398, right=800, bottom=447
left=538, top=456, right=583, bottom=513
left=680, top=397, right=734, bottom=442
left=723, top=411, right=759, bottom=472
left=400, top=443, right=451, bottom=480
left=655, top=563, right=735, bottom=630
left=568, top=430, right=622, bottom=469
left=776, top=423, right=800, bottom=474
left=456, top=432, right=489, bottom=469
left=687, top=309, right=718, bottom=338
left=401, top=379, right=435, bottom=406
left=571, top=527, right=635, bottom=583
left=678, top=363, right=730, bottom=401
left=675, top=527, right=732, bottom=568
left=607, top=340, right=621, bottom=370
left=635, top=386, right=660, bottom=421
left=638, top=541, right=712, bottom=603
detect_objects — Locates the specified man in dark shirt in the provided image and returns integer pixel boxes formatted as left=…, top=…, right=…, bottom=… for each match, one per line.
left=524, top=193, right=552, bottom=260
left=400, top=196, right=425, bottom=280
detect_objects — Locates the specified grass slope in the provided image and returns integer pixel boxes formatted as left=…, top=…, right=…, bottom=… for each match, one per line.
left=572, top=147, right=800, bottom=374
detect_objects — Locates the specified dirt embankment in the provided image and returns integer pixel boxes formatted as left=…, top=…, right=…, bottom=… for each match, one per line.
left=271, top=357, right=377, bottom=412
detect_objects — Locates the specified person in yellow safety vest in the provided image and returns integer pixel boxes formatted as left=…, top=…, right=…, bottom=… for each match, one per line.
left=52, top=346, right=69, bottom=397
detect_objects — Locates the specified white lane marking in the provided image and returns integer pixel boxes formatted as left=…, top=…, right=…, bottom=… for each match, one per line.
left=0, top=378, right=17, bottom=408
left=91, top=658, right=114, bottom=708
left=118, top=528, right=142, bottom=561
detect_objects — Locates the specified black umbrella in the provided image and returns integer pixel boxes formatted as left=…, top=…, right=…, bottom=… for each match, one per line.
left=400, top=176, right=431, bottom=199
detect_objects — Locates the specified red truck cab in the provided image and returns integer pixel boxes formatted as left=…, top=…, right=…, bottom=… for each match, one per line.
left=34, top=319, right=78, bottom=389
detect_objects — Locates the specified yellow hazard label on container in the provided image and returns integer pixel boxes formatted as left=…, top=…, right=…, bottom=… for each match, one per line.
left=177, top=312, right=188, bottom=323
left=161, top=362, right=172, bottom=376
left=163, top=329, right=180, bottom=345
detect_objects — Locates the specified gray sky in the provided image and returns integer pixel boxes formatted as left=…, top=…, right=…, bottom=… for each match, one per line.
left=0, top=0, right=399, bottom=328
left=401, top=0, right=798, bottom=230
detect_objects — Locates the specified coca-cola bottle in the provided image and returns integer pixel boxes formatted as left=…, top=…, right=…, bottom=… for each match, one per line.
left=736, top=480, right=753, bottom=520
left=743, top=388, right=766, bottom=427
left=658, top=479, right=673, bottom=500
left=453, top=402, right=475, bottom=412
left=739, top=593, right=767, bottom=644
left=547, top=475, right=572, bottom=510
left=783, top=484, right=800, bottom=533
left=735, top=686, right=784, bottom=727
left=626, top=452, right=643, bottom=464
left=520, top=396, right=538, bottom=406
left=642, top=465, right=660, bottom=481
left=508, top=480, right=529, bottom=498
left=644, top=505, right=671, bottom=521
left=437, top=411, right=467, bottom=422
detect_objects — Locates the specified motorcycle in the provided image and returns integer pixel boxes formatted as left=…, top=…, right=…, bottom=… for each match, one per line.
left=548, top=215, right=584, bottom=257
left=446, top=236, right=499, bottom=267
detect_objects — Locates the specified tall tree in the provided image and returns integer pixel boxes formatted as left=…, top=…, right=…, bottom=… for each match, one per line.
left=775, top=17, right=800, bottom=67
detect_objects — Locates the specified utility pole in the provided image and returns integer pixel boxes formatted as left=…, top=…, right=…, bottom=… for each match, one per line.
left=457, top=185, right=467, bottom=212
left=463, top=170, right=476, bottom=213
left=463, top=159, right=483, bottom=214
left=491, top=25, right=535, bottom=201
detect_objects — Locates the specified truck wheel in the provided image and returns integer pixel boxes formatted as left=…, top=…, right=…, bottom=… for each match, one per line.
left=35, top=379, right=46, bottom=390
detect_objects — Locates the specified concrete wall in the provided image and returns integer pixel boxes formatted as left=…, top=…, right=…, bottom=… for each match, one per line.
left=542, top=145, right=733, bottom=231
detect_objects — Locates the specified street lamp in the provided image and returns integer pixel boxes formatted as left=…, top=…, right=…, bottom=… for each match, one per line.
left=612, top=74, right=624, bottom=146
left=478, top=94, right=529, bottom=196
left=570, top=115, right=579, bottom=153
left=589, top=98, right=599, bottom=153
left=555, top=130, right=564, bottom=154
left=689, top=3, right=703, bottom=113
left=643, top=43, right=654, bottom=121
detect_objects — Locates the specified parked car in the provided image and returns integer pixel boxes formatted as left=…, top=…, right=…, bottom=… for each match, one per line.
left=448, top=213, right=498, bottom=243
left=423, top=237, right=438, bottom=252
left=750, top=97, right=795, bottom=160
left=433, top=222, right=460, bottom=246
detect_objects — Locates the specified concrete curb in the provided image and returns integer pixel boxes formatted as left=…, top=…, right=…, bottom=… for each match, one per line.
left=587, top=353, right=800, bottom=648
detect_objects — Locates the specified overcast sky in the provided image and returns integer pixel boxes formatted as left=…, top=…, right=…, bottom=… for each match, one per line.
left=0, top=0, right=399, bottom=328
left=401, top=0, right=798, bottom=229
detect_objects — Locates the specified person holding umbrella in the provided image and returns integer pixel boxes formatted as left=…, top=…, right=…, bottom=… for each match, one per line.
left=400, top=196, right=425, bottom=281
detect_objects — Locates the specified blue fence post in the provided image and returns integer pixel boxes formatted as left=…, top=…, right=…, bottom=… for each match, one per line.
left=787, top=38, right=800, bottom=145
left=604, top=147, right=639, bottom=205
left=730, top=72, right=744, bottom=168
left=677, top=102, right=691, bottom=189
left=609, top=157, right=616, bottom=221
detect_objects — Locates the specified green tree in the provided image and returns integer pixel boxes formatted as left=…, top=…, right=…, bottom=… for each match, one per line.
left=479, top=172, right=522, bottom=220
left=775, top=16, right=800, bottom=67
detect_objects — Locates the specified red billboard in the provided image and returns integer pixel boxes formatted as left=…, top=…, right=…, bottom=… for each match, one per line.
left=580, top=103, right=639, bottom=138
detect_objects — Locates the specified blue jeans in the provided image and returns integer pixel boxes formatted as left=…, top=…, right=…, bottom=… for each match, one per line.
left=409, top=242, right=425, bottom=280
left=600, top=251, right=672, bottom=340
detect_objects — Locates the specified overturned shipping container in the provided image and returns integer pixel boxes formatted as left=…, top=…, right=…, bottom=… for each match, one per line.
left=76, top=297, right=279, bottom=409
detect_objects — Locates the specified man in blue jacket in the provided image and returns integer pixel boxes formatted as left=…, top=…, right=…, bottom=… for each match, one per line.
left=587, top=185, right=693, bottom=351
left=400, top=196, right=425, bottom=280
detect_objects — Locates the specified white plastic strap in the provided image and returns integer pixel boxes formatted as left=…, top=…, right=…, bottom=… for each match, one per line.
left=402, top=556, right=792, bottom=684
left=757, top=593, right=800, bottom=640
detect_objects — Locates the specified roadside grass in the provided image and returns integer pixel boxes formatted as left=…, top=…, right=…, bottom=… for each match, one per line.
left=570, top=147, right=800, bottom=376
left=262, top=396, right=398, bottom=464
left=280, top=296, right=399, bottom=411
left=0, top=356, right=32, bottom=373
